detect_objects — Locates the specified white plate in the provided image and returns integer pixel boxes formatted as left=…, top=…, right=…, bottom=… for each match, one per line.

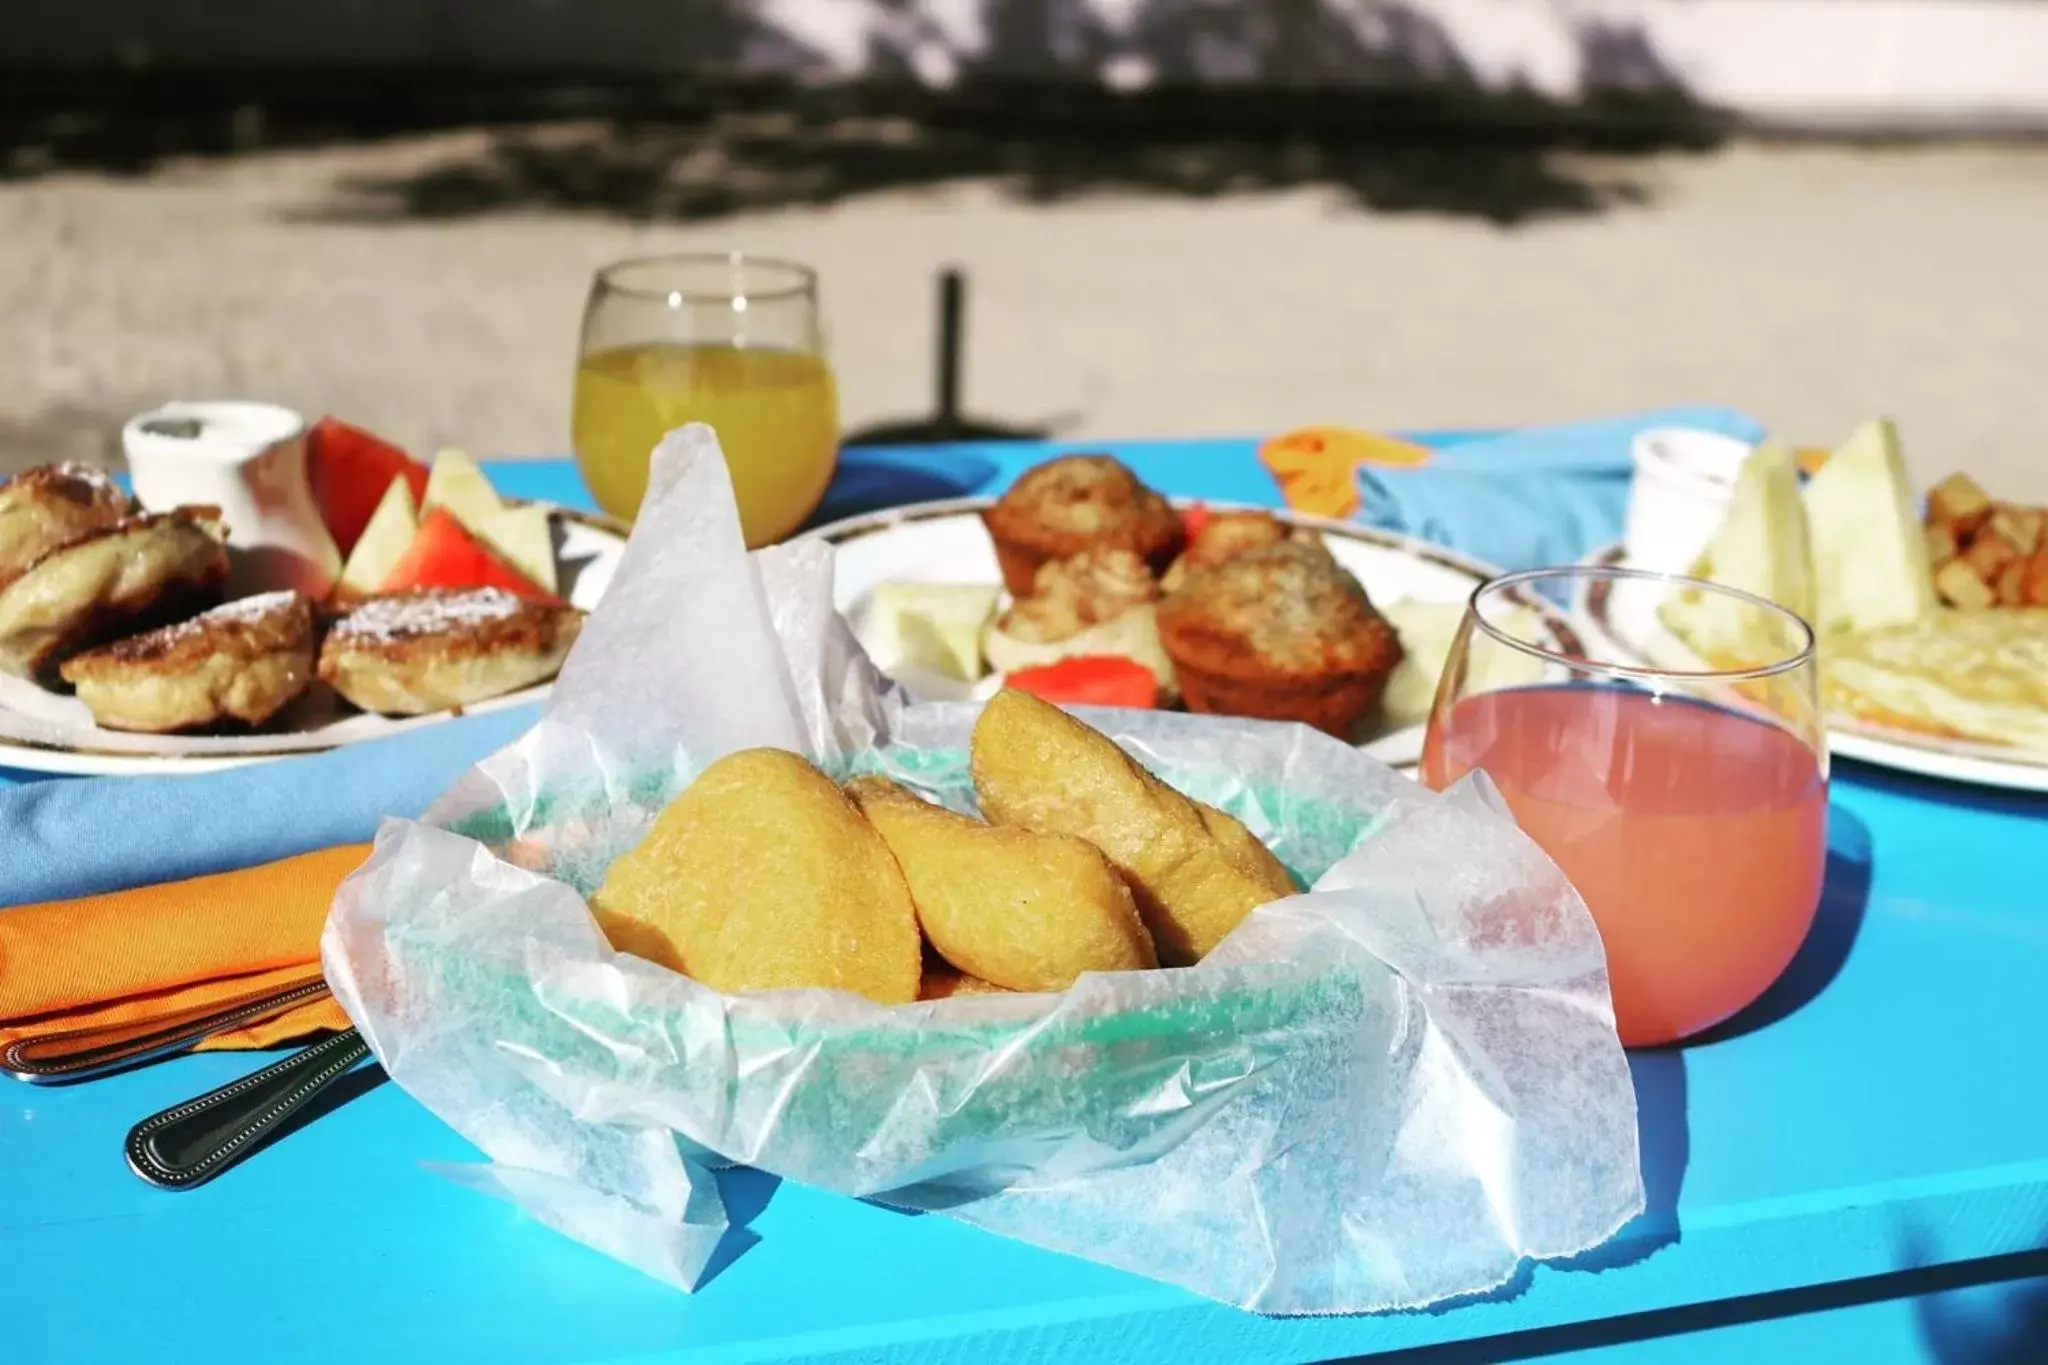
left=809, top=496, right=1575, bottom=768
left=0, top=506, right=626, bottom=778
left=1572, top=543, right=2048, bottom=793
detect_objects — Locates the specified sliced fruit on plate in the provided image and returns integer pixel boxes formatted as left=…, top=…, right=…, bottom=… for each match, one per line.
left=982, top=602, right=1176, bottom=697
left=339, top=474, right=419, bottom=593
left=473, top=504, right=558, bottom=596
left=866, top=582, right=1000, bottom=682
left=380, top=506, right=558, bottom=602
left=1662, top=440, right=1813, bottom=665
left=307, top=417, right=431, bottom=556
left=1377, top=599, right=1545, bottom=731
left=1003, top=655, right=1159, bottom=710
left=422, top=448, right=506, bottom=528
left=1803, top=417, right=1935, bottom=636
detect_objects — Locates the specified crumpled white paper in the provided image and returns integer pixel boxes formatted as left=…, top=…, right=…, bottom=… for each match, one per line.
left=322, top=425, right=1642, bottom=1315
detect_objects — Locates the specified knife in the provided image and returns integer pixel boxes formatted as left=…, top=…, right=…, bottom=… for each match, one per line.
left=2, top=973, right=334, bottom=1084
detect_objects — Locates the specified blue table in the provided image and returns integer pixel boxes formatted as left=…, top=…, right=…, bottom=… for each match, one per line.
left=5, top=441, right=2048, bottom=1364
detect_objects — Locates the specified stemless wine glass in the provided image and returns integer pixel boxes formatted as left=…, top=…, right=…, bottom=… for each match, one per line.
left=572, top=253, right=839, bottom=546
left=1421, top=566, right=1829, bottom=1048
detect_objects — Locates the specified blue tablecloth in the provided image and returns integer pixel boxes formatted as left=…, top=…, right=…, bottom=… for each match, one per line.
left=5, top=430, right=2047, bottom=1365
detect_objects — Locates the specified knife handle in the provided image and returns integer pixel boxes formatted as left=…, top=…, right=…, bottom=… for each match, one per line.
left=125, top=1028, right=374, bottom=1190
left=2, top=975, right=333, bottom=1084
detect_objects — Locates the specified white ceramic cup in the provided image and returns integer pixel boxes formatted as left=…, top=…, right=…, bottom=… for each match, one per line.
left=1624, top=427, right=1756, bottom=575
left=123, top=400, right=342, bottom=597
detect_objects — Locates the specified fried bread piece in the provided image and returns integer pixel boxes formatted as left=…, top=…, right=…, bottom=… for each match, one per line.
left=592, top=749, right=922, bottom=1004
left=0, top=508, right=229, bottom=677
left=969, top=689, right=1297, bottom=965
left=317, top=588, right=583, bottom=715
left=846, top=775, right=1156, bottom=992
left=918, top=962, right=1011, bottom=1000
left=0, top=463, right=134, bottom=586
left=59, top=590, right=316, bottom=732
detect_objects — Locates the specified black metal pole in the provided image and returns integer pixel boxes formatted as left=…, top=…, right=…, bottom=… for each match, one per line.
left=936, top=267, right=963, bottom=436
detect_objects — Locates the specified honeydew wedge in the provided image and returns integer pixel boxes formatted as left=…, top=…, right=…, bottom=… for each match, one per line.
left=338, top=474, right=419, bottom=593
left=1377, top=599, right=1543, bottom=731
left=474, top=504, right=558, bottom=595
left=422, top=448, right=505, bottom=529
left=867, top=583, right=1001, bottom=682
left=1804, top=417, right=1936, bottom=636
left=1661, top=440, right=1814, bottom=666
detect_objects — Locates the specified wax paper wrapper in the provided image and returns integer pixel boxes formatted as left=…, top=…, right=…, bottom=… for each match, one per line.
left=322, top=426, right=1642, bottom=1315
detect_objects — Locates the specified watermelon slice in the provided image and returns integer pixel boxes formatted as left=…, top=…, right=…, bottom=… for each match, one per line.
left=308, top=417, right=431, bottom=556
left=1003, top=656, right=1159, bottom=710
left=379, top=506, right=559, bottom=602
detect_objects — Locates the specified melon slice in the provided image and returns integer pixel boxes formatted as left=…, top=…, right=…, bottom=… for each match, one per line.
left=307, top=417, right=430, bottom=556
left=473, top=504, right=558, bottom=596
left=339, top=475, right=419, bottom=593
left=422, top=448, right=505, bottom=530
left=1804, top=417, right=1936, bottom=636
left=380, top=506, right=556, bottom=602
left=1661, top=440, right=1814, bottom=666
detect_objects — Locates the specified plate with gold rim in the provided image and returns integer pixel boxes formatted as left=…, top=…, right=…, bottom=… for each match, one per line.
left=807, top=496, right=1580, bottom=770
left=0, top=506, right=626, bottom=778
left=1572, top=542, right=2048, bottom=793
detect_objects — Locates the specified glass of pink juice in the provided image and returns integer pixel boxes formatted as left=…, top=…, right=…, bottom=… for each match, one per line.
left=1420, top=567, right=1827, bottom=1048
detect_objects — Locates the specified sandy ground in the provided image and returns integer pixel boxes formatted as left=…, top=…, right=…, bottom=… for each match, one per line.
left=4, top=135, right=2046, bottom=499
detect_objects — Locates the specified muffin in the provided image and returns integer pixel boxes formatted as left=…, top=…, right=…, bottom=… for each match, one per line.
left=1156, top=541, right=1403, bottom=738
left=981, top=455, right=1184, bottom=596
left=1160, top=509, right=1326, bottom=591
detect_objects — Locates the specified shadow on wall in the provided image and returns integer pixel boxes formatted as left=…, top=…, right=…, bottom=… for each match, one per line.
left=4, top=1, right=1726, bottom=226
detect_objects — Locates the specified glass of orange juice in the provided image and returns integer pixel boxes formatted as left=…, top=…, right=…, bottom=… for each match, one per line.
left=1421, top=567, right=1828, bottom=1047
left=572, top=253, right=839, bottom=546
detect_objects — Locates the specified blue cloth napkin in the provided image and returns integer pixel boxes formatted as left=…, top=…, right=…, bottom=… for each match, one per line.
left=0, top=706, right=538, bottom=908
left=1356, top=405, right=1765, bottom=572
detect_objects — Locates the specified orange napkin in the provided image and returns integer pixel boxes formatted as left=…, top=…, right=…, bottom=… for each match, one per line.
left=1258, top=426, right=1435, bottom=520
left=0, top=843, right=367, bottom=1052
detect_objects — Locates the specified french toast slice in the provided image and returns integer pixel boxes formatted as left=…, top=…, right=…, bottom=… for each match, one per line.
left=317, top=587, right=583, bottom=715
left=59, top=590, right=316, bottom=732
left=0, top=508, right=230, bottom=677
left=0, top=463, right=135, bottom=586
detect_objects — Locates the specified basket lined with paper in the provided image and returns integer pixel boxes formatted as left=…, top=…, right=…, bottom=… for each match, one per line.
left=322, top=426, right=1642, bottom=1315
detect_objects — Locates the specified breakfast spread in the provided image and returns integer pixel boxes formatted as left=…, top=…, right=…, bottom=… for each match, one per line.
left=1665, top=416, right=2048, bottom=755
left=868, top=454, right=1431, bottom=740
left=0, top=413, right=586, bottom=737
